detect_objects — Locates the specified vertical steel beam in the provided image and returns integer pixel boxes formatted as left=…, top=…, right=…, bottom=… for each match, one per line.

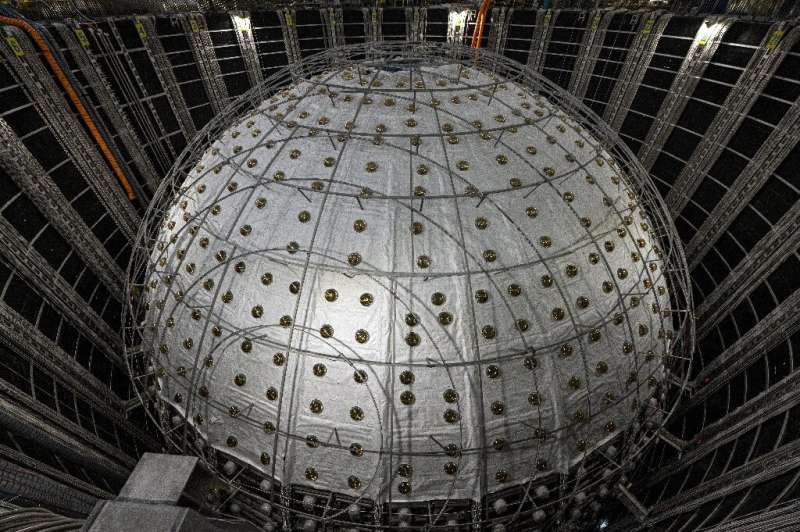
left=367, top=7, right=382, bottom=43
left=666, top=23, right=797, bottom=215
left=486, top=7, right=509, bottom=56
left=406, top=7, right=425, bottom=42
left=332, top=7, right=346, bottom=48
left=52, top=22, right=161, bottom=194
left=230, top=11, right=263, bottom=90
left=569, top=9, right=620, bottom=99
left=100, top=19, right=178, bottom=163
left=685, top=97, right=800, bottom=266
left=180, top=13, right=229, bottom=112
left=0, top=25, right=140, bottom=242
left=0, top=118, right=125, bottom=298
left=135, top=15, right=198, bottom=141
left=526, top=9, right=558, bottom=75
left=446, top=7, right=469, bottom=46
left=605, top=13, right=671, bottom=133
left=320, top=7, right=338, bottom=49
left=637, top=17, right=732, bottom=170
left=279, top=8, right=302, bottom=73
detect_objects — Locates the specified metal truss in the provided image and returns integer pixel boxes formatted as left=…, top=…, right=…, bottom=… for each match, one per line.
left=0, top=213, right=122, bottom=360
left=0, top=294, right=121, bottom=412
left=279, top=8, right=302, bottom=72
left=685, top=91, right=800, bottom=268
left=665, top=22, right=798, bottom=216
left=694, top=202, right=800, bottom=339
left=0, top=118, right=126, bottom=299
left=702, top=499, right=800, bottom=532
left=637, top=17, right=733, bottom=171
left=604, top=12, right=672, bottom=132
left=103, top=19, right=178, bottom=164
left=0, top=26, right=140, bottom=243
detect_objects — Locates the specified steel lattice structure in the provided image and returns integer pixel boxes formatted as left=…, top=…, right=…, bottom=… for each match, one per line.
left=124, top=41, right=694, bottom=531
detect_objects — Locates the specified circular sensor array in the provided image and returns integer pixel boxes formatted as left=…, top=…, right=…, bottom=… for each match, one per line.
left=130, top=43, right=692, bottom=529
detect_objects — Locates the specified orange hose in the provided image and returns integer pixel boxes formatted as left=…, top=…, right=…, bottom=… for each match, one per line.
left=471, top=0, right=493, bottom=49
left=0, top=16, right=137, bottom=201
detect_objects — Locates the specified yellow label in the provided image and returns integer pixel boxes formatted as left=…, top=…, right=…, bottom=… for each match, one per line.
left=642, top=18, right=654, bottom=34
left=766, top=30, right=784, bottom=49
left=189, top=19, right=199, bottom=33
left=74, top=28, right=90, bottom=47
left=698, top=38, right=707, bottom=46
left=543, top=11, right=552, bottom=24
left=591, top=15, right=601, bottom=31
left=5, top=35, right=23, bottom=57
left=134, top=20, right=147, bottom=42
left=285, top=13, right=293, bottom=27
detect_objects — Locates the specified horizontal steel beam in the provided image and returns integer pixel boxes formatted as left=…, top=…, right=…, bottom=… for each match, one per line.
left=685, top=92, right=800, bottom=268
left=633, top=437, right=800, bottom=528
left=702, top=499, right=800, bottom=532
left=0, top=25, right=140, bottom=242
left=665, top=23, right=797, bottom=216
left=688, top=288, right=800, bottom=405
left=695, top=202, right=800, bottom=339
left=0, top=301, right=160, bottom=450
left=52, top=22, right=162, bottom=196
left=651, top=364, right=800, bottom=485
left=0, top=387, right=134, bottom=479
left=0, top=457, right=97, bottom=516
left=605, top=13, right=671, bottom=131
left=638, top=17, right=732, bottom=171
left=0, top=118, right=126, bottom=299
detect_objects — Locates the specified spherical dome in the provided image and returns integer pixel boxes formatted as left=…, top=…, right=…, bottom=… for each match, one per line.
left=130, top=42, right=691, bottom=529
